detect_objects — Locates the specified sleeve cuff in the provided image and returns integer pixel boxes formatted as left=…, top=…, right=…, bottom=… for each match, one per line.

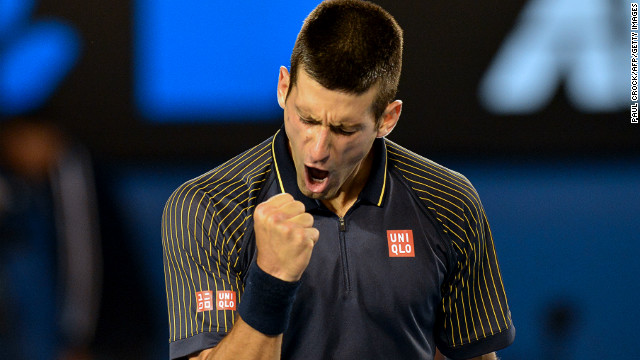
left=169, top=331, right=225, bottom=360
left=438, top=324, right=516, bottom=360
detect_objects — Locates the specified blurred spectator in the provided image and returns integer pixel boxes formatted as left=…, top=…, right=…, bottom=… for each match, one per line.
left=0, top=118, right=101, bottom=360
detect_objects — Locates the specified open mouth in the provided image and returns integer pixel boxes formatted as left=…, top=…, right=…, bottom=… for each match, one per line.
left=306, top=166, right=329, bottom=183
left=303, top=165, right=331, bottom=194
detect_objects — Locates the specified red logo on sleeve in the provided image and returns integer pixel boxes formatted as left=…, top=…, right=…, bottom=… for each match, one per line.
left=196, top=291, right=214, bottom=312
left=215, top=291, right=236, bottom=311
left=387, top=230, right=415, bottom=257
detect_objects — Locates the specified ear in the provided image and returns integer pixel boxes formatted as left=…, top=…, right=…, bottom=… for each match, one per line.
left=277, top=66, right=290, bottom=109
left=376, top=100, right=402, bottom=138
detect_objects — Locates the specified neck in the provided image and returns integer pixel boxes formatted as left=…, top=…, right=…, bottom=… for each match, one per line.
left=321, top=149, right=374, bottom=218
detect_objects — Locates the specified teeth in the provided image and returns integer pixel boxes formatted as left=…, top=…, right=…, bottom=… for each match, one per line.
left=310, top=177, right=327, bottom=183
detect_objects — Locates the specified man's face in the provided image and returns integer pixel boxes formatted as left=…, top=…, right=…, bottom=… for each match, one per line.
left=278, top=67, right=383, bottom=201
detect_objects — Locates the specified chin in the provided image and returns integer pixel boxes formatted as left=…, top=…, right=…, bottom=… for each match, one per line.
left=298, top=182, right=335, bottom=200
left=300, top=188, right=327, bottom=200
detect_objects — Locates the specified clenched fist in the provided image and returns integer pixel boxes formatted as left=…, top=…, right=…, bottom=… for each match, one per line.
left=253, top=193, right=320, bottom=282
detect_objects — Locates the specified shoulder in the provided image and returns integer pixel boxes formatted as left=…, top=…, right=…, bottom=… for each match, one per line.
left=385, top=139, right=480, bottom=206
left=163, top=136, right=275, bottom=222
left=384, top=139, right=485, bottom=244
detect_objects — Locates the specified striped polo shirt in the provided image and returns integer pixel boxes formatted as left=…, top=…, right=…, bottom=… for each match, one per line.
left=162, top=127, right=515, bottom=359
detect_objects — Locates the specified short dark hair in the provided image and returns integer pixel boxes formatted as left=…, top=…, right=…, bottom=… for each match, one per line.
left=288, top=0, right=403, bottom=122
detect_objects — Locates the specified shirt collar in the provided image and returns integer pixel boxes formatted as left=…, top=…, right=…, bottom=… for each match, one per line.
left=271, top=125, right=388, bottom=211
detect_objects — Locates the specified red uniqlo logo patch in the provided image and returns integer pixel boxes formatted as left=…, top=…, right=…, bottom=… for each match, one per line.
left=215, top=291, right=236, bottom=311
left=196, top=291, right=214, bottom=312
left=387, top=230, right=415, bottom=257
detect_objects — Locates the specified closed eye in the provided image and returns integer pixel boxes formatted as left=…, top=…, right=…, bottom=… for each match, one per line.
left=299, top=116, right=318, bottom=126
left=300, top=116, right=316, bottom=125
left=298, top=112, right=357, bottom=136
left=332, top=126, right=356, bottom=136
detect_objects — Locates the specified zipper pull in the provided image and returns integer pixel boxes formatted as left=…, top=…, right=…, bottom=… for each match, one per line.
left=339, top=217, right=346, bottom=232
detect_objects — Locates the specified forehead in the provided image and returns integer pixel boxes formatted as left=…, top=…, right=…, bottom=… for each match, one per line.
left=291, top=69, right=378, bottom=123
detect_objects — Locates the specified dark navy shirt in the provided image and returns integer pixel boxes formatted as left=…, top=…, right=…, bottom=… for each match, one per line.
left=162, top=128, right=515, bottom=359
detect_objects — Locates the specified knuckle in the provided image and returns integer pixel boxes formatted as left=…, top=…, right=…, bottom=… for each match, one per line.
left=294, top=200, right=305, bottom=211
left=291, top=228, right=305, bottom=241
left=254, top=202, right=265, bottom=215
left=267, top=212, right=283, bottom=227
left=303, top=213, right=314, bottom=224
left=255, top=202, right=272, bottom=218
left=279, top=221, right=294, bottom=236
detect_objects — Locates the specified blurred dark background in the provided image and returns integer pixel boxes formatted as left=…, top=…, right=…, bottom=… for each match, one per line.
left=1, top=0, right=638, bottom=359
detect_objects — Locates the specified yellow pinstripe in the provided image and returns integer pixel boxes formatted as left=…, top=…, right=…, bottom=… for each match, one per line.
left=483, top=209, right=511, bottom=325
left=394, top=165, right=480, bottom=226
left=449, top=284, right=455, bottom=345
left=163, top=189, right=181, bottom=340
left=387, top=149, right=481, bottom=206
left=161, top=207, right=177, bottom=340
left=454, top=298, right=462, bottom=346
left=388, top=151, right=474, bottom=198
left=466, top=266, right=480, bottom=341
left=377, top=144, right=388, bottom=206
left=208, top=157, right=270, bottom=243
left=214, top=254, right=221, bottom=332
left=271, top=130, right=286, bottom=193
left=480, top=256, right=496, bottom=335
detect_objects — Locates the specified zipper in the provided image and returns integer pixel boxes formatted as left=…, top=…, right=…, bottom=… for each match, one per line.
left=338, top=216, right=351, bottom=292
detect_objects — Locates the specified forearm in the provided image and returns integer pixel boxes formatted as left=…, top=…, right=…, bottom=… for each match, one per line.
left=470, top=353, right=497, bottom=360
left=436, top=349, right=497, bottom=360
left=190, top=316, right=282, bottom=360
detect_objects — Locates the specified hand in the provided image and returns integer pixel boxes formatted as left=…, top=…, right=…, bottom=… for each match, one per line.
left=253, top=193, right=319, bottom=282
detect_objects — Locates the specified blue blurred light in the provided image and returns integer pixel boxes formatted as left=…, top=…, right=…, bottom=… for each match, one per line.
left=0, top=20, right=81, bottom=115
left=134, top=1, right=320, bottom=123
left=0, top=0, right=35, bottom=39
left=479, top=0, right=628, bottom=114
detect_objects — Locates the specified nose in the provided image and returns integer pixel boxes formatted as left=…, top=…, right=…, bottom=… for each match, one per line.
left=308, top=126, right=330, bottom=164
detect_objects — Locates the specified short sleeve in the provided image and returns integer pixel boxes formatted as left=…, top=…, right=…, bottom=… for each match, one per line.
left=434, top=176, right=515, bottom=359
left=162, top=184, right=243, bottom=360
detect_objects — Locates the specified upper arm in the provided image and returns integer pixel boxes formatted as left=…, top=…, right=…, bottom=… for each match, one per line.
left=433, top=176, right=514, bottom=358
left=162, top=184, right=244, bottom=359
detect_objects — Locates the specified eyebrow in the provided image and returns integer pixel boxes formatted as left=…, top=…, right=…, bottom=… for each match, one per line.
left=294, top=104, right=318, bottom=121
left=294, top=104, right=360, bottom=129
